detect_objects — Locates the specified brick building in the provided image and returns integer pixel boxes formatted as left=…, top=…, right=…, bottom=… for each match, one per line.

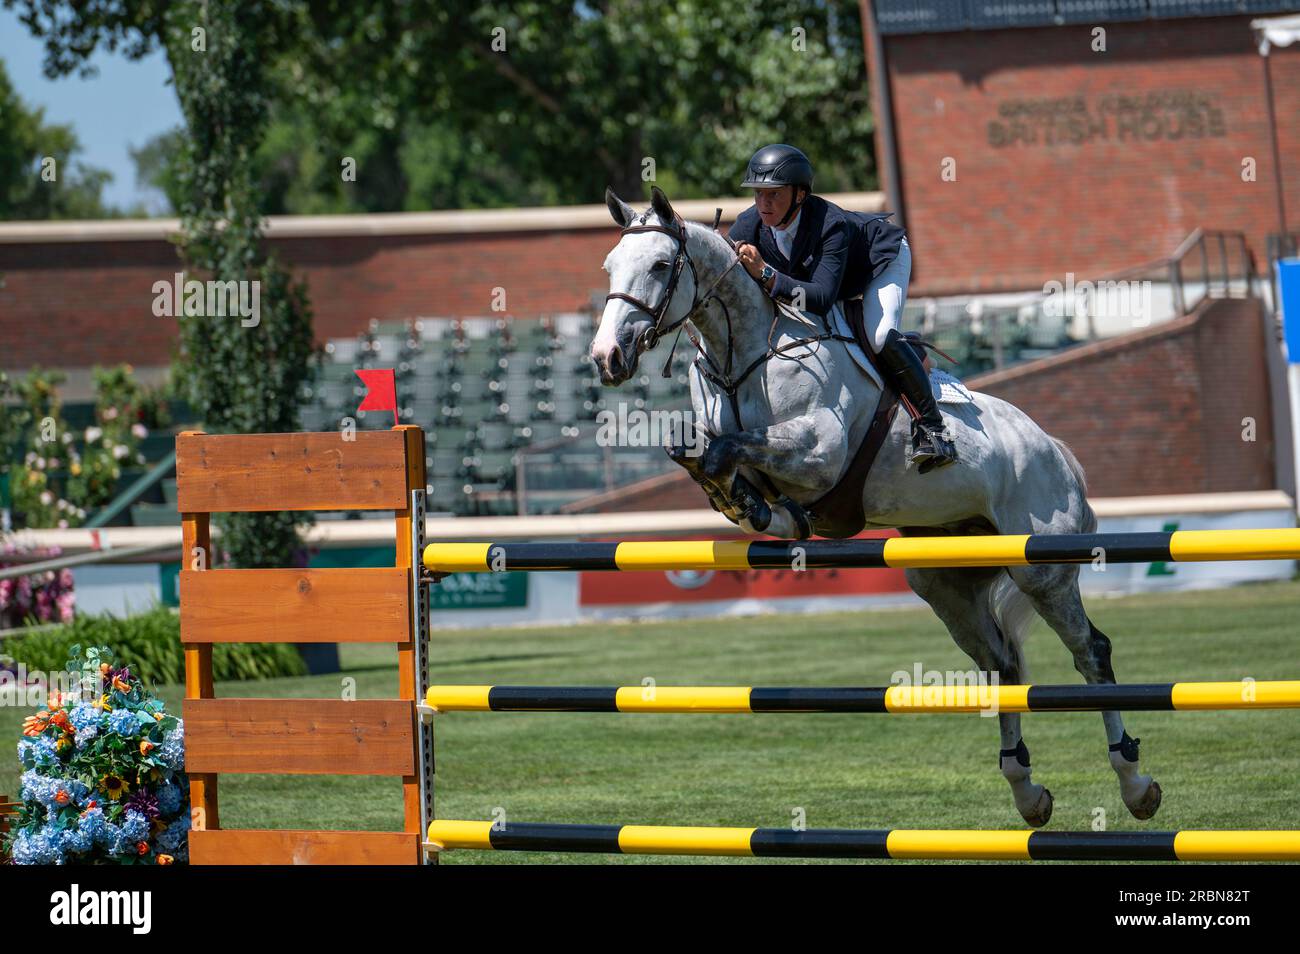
left=860, top=2, right=1300, bottom=294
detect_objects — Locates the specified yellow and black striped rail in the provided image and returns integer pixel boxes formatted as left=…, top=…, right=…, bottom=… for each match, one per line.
left=425, top=821, right=1300, bottom=861
left=422, top=528, right=1300, bottom=573
left=425, top=681, right=1300, bottom=713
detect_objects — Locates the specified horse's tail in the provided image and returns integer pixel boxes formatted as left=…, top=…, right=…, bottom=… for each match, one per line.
left=988, top=571, right=1038, bottom=683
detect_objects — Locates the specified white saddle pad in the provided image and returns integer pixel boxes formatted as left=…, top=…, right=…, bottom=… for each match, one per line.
left=825, top=302, right=975, bottom=406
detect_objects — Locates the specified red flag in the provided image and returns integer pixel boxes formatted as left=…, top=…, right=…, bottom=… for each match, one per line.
left=356, top=368, right=398, bottom=426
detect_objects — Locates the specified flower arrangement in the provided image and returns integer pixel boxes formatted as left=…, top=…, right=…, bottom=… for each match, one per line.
left=4, top=644, right=189, bottom=864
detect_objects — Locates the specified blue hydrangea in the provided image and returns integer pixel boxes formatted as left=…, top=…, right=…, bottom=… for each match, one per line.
left=121, top=810, right=149, bottom=842
left=156, top=781, right=183, bottom=816
left=12, top=828, right=64, bottom=865
left=68, top=703, right=102, bottom=730
left=75, top=725, right=99, bottom=748
left=102, top=822, right=132, bottom=856
left=59, top=825, right=94, bottom=855
left=108, top=707, right=139, bottom=737
left=79, top=806, right=107, bottom=842
left=17, top=735, right=60, bottom=769
left=158, top=726, right=185, bottom=771
left=156, top=814, right=191, bottom=855
left=19, top=769, right=51, bottom=805
left=19, top=770, right=90, bottom=811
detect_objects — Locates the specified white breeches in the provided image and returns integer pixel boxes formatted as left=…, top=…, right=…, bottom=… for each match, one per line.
left=859, top=236, right=911, bottom=354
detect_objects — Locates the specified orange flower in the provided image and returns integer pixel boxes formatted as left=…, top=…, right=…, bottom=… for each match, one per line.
left=79, top=800, right=99, bottom=818
left=136, top=841, right=149, bottom=856
left=50, top=710, right=72, bottom=731
left=139, top=740, right=155, bottom=756
left=54, top=788, right=72, bottom=805
left=21, top=714, right=48, bottom=736
left=46, top=693, right=63, bottom=711
left=157, top=854, right=174, bottom=865
left=112, top=676, right=131, bottom=693
left=100, top=663, right=111, bottom=675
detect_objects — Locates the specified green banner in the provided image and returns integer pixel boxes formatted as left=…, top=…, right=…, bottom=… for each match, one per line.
left=429, top=571, right=528, bottom=609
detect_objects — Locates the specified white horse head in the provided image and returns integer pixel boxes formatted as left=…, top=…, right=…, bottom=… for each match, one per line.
left=592, top=186, right=701, bottom=385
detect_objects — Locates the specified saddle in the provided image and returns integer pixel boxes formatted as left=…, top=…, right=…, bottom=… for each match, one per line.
left=802, top=299, right=933, bottom=539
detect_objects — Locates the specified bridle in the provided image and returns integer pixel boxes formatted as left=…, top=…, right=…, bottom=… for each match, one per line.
left=604, top=211, right=710, bottom=353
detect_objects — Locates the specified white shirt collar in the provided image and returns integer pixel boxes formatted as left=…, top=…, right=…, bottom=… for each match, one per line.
left=772, top=209, right=802, bottom=260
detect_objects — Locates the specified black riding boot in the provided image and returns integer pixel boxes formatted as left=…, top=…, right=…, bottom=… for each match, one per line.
left=877, top=328, right=958, bottom=473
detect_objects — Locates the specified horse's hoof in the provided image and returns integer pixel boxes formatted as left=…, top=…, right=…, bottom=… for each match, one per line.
left=1019, top=787, right=1054, bottom=828
left=1126, top=779, right=1162, bottom=820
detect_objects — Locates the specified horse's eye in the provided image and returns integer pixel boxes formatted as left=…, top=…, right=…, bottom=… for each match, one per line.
left=651, top=261, right=670, bottom=271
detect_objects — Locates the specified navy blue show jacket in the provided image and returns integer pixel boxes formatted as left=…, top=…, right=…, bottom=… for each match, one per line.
left=729, top=194, right=906, bottom=316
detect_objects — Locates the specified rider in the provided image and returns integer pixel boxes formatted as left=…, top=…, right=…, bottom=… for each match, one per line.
left=730, top=143, right=957, bottom=472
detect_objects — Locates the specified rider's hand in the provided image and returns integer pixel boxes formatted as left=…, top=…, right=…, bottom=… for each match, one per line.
left=736, top=242, right=766, bottom=281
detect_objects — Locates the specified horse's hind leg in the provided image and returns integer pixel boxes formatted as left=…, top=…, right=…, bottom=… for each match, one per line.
left=903, top=564, right=1054, bottom=827
left=1006, top=562, right=1162, bottom=821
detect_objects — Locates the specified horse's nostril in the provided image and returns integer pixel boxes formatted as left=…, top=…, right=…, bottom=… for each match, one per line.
left=608, top=346, right=624, bottom=376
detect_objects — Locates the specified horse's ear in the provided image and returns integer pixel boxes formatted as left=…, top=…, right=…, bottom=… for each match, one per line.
left=650, top=186, right=675, bottom=224
left=606, top=188, right=635, bottom=228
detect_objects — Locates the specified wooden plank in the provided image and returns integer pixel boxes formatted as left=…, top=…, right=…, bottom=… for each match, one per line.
left=179, top=568, right=410, bottom=644
left=175, top=430, right=412, bottom=513
left=180, top=490, right=219, bottom=830
left=394, top=425, right=427, bottom=845
left=184, top=699, right=416, bottom=775
left=189, top=829, right=421, bottom=865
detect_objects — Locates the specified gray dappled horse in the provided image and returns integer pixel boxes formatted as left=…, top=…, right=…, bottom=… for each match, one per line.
left=591, top=186, right=1162, bottom=827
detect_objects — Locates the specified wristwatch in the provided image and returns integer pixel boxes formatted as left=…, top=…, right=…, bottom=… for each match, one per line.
left=759, top=264, right=776, bottom=287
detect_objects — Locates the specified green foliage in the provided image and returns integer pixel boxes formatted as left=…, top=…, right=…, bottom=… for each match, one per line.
left=161, top=0, right=316, bottom=567
left=4, top=605, right=308, bottom=685
left=283, top=1, right=875, bottom=206
left=8, top=0, right=320, bottom=562
left=51, top=1, right=875, bottom=217
left=0, top=371, right=27, bottom=476
left=0, top=56, right=116, bottom=218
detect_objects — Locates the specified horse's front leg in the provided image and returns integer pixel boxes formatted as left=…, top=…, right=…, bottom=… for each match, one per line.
left=696, top=411, right=845, bottom=539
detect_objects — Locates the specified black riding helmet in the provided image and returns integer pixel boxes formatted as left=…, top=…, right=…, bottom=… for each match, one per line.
left=740, top=144, right=814, bottom=227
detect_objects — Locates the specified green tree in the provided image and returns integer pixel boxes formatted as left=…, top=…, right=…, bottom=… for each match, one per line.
left=122, top=0, right=876, bottom=216
left=9, top=0, right=317, bottom=566
left=0, top=57, right=115, bottom=218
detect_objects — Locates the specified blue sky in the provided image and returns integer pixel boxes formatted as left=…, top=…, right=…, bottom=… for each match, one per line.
left=1, top=7, right=182, bottom=214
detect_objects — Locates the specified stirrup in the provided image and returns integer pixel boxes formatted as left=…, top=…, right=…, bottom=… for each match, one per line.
left=910, top=424, right=957, bottom=473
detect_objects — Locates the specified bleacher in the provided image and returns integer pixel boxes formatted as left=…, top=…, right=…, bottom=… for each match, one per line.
left=292, top=295, right=1082, bottom=517
left=5, top=294, right=1080, bottom=529
left=299, top=313, right=693, bottom=516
